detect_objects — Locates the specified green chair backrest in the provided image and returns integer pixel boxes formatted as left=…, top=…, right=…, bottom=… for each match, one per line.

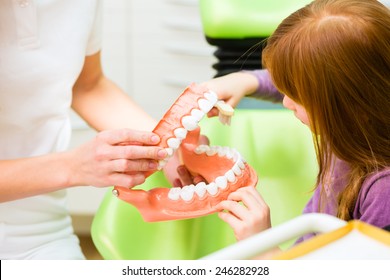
left=200, top=0, right=312, bottom=39
left=91, top=109, right=317, bottom=259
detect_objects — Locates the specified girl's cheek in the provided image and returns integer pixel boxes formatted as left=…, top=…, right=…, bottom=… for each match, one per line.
left=300, top=114, right=310, bottom=126
left=282, top=96, right=294, bottom=110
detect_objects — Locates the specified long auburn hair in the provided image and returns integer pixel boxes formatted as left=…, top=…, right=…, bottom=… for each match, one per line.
left=262, top=0, right=390, bottom=220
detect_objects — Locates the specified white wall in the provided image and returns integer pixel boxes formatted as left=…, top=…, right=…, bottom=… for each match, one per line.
left=67, top=0, right=216, bottom=216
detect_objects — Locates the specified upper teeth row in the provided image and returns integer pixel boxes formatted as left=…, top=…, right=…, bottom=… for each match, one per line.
left=195, top=144, right=239, bottom=160
left=158, top=91, right=219, bottom=170
left=167, top=149, right=246, bottom=202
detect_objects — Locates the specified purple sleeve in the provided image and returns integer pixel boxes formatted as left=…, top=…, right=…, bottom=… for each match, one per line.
left=354, top=169, right=390, bottom=229
left=244, top=69, right=284, bottom=103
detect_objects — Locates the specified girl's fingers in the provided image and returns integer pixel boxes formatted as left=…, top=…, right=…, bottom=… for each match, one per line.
left=245, top=186, right=267, bottom=205
left=216, top=187, right=271, bottom=241
left=228, top=186, right=267, bottom=210
left=217, top=200, right=249, bottom=221
left=218, top=211, right=242, bottom=231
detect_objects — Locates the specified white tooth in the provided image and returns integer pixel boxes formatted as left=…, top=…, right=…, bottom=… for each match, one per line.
left=195, top=145, right=208, bottom=154
left=165, top=148, right=174, bottom=157
left=168, top=187, right=181, bottom=200
left=203, top=145, right=211, bottom=153
left=215, top=176, right=228, bottom=189
left=181, top=115, right=198, bottom=131
left=198, top=98, right=214, bottom=113
left=180, top=185, right=195, bottom=201
left=173, top=128, right=187, bottom=140
left=204, top=91, right=218, bottom=104
left=235, top=149, right=243, bottom=157
left=206, top=147, right=218, bottom=156
left=216, top=100, right=234, bottom=116
left=225, top=170, right=236, bottom=183
left=181, top=185, right=193, bottom=191
left=194, top=146, right=203, bottom=154
left=237, top=159, right=245, bottom=169
left=225, top=148, right=234, bottom=159
left=167, top=138, right=181, bottom=149
left=217, top=146, right=226, bottom=157
left=191, top=109, right=205, bottom=122
left=194, top=182, right=207, bottom=198
left=232, top=163, right=242, bottom=176
left=206, top=182, right=218, bottom=196
left=232, top=149, right=239, bottom=161
left=194, top=182, right=205, bottom=187
left=158, top=160, right=168, bottom=169
left=218, top=114, right=231, bottom=126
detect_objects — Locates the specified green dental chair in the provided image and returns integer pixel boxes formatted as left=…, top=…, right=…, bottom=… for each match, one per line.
left=91, top=110, right=317, bottom=259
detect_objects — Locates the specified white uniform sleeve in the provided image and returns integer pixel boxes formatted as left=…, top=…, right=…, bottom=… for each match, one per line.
left=86, top=0, right=102, bottom=55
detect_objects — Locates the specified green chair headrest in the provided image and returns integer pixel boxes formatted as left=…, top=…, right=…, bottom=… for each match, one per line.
left=200, top=0, right=312, bottom=39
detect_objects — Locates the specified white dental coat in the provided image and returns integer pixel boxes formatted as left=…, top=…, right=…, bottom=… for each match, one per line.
left=0, top=0, right=101, bottom=259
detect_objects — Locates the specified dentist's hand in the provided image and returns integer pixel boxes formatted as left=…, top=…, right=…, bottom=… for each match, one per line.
left=68, top=128, right=168, bottom=188
left=166, top=134, right=209, bottom=188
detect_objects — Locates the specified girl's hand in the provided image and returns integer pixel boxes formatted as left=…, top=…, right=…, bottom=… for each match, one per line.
left=216, top=186, right=271, bottom=241
left=68, top=128, right=168, bottom=188
left=200, top=72, right=259, bottom=117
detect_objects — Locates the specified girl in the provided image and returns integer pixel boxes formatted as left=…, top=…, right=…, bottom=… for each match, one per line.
left=202, top=0, right=390, bottom=256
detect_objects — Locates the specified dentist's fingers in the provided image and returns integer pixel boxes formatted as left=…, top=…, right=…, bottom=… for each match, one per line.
left=198, top=134, right=210, bottom=145
left=98, top=128, right=161, bottom=146
left=176, top=165, right=207, bottom=187
left=107, top=144, right=167, bottom=161
left=177, top=165, right=193, bottom=186
left=110, top=158, right=159, bottom=173
left=69, top=128, right=167, bottom=188
left=109, top=172, right=146, bottom=189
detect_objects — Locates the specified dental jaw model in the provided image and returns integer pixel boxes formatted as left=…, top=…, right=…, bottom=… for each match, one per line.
left=113, top=83, right=258, bottom=222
